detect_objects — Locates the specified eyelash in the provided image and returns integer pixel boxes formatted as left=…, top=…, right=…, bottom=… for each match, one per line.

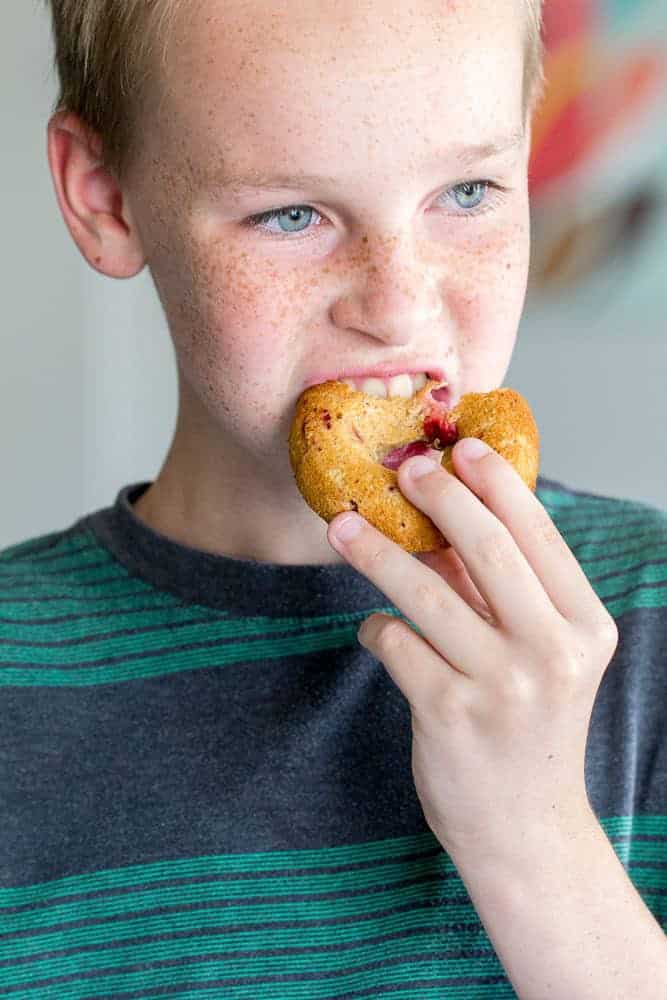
left=241, top=180, right=508, bottom=240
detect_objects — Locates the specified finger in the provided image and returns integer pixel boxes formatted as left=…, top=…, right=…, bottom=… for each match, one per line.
left=415, top=547, right=496, bottom=625
left=448, top=440, right=614, bottom=629
left=328, top=512, right=502, bottom=676
left=356, top=611, right=469, bottom=716
left=398, top=450, right=557, bottom=639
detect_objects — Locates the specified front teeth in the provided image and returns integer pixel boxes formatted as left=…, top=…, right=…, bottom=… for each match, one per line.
left=341, top=372, right=429, bottom=398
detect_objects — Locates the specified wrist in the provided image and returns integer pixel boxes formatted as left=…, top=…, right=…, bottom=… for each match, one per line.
left=438, top=805, right=667, bottom=1000
left=442, top=798, right=601, bottom=887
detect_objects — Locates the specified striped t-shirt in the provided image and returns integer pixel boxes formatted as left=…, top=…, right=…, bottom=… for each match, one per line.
left=1, top=476, right=666, bottom=998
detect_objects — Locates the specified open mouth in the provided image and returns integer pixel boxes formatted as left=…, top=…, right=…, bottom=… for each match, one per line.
left=338, top=371, right=448, bottom=400
left=302, top=371, right=458, bottom=470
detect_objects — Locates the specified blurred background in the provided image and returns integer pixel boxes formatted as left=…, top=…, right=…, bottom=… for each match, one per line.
left=1, top=0, right=666, bottom=549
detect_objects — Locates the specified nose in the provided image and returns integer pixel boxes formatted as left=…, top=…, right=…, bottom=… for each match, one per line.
left=330, top=233, right=444, bottom=346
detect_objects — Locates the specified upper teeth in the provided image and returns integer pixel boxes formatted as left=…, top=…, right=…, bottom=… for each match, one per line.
left=340, top=372, right=429, bottom=399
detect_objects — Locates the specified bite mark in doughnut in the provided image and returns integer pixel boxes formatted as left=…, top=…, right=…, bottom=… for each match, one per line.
left=288, top=379, right=540, bottom=553
left=382, top=387, right=459, bottom=470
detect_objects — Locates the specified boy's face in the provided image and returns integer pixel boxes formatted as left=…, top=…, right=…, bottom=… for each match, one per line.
left=126, top=0, right=530, bottom=496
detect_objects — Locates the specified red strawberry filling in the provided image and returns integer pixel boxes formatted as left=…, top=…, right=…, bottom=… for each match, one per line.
left=381, top=387, right=459, bottom=470
left=422, top=412, right=459, bottom=448
left=381, top=440, right=435, bottom=471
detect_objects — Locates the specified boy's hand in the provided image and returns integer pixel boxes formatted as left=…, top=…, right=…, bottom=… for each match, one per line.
left=327, top=437, right=619, bottom=867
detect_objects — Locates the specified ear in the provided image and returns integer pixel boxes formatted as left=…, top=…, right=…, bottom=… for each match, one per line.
left=46, top=111, right=146, bottom=279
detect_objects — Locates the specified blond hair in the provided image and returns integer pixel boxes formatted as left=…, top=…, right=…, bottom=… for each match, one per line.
left=43, top=0, right=544, bottom=188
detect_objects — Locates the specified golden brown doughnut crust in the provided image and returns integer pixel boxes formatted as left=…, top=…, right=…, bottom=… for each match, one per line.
left=288, top=380, right=540, bottom=553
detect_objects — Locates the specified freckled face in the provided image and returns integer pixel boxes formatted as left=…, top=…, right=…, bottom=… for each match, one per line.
left=127, top=0, right=530, bottom=474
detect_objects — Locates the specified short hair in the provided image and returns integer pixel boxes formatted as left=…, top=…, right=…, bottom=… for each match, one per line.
left=43, top=0, right=545, bottom=189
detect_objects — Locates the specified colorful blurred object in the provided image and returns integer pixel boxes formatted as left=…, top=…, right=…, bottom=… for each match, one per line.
left=528, top=0, right=667, bottom=293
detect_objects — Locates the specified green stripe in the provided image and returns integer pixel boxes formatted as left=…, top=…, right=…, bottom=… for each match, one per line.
left=2, top=818, right=663, bottom=906
left=0, top=893, right=455, bottom=963
left=0, top=917, right=497, bottom=989
left=0, top=963, right=512, bottom=1000
left=0, top=822, right=664, bottom=997
left=605, top=584, right=667, bottom=617
left=0, top=576, right=157, bottom=601
left=0, top=532, right=85, bottom=563
left=0, top=832, right=435, bottom=904
left=0, top=622, right=372, bottom=686
left=560, top=518, right=666, bottom=540
left=1, top=580, right=665, bottom=687
left=2, top=861, right=664, bottom=978
left=578, top=549, right=667, bottom=580
left=0, top=612, right=367, bottom=663
left=537, top=488, right=658, bottom=513
left=136, top=990, right=512, bottom=1000
left=0, top=609, right=220, bottom=641
left=3, top=536, right=665, bottom=607
left=1, top=542, right=664, bottom=635
left=0, top=556, right=116, bottom=583
left=0, top=564, right=136, bottom=592
left=595, top=563, right=667, bottom=593
left=0, top=854, right=450, bottom=934
left=2, top=569, right=666, bottom=688
left=1, top=503, right=665, bottom=687
left=569, top=534, right=667, bottom=560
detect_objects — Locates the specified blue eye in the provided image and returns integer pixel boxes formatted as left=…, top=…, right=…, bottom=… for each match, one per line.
left=243, top=179, right=503, bottom=239
left=269, top=206, right=315, bottom=234
left=250, top=205, right=316, bottom=235
left=451, top=181, right=488, bottom=210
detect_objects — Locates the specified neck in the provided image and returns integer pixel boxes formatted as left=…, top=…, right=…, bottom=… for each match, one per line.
left=132, top=424, right=346, bottom=567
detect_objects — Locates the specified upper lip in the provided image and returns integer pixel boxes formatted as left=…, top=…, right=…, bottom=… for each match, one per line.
left=305, top=363, right=448, bottom=389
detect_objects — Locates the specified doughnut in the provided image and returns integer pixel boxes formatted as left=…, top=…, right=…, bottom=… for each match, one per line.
left=288, top=379, right=540, bottom=553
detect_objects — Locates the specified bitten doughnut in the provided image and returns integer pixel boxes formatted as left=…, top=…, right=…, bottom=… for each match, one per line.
left=288, top=379, right=540, bottom=553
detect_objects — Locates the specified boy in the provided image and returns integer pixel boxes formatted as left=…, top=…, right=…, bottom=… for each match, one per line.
left=1, top=0, right=666, bottom=995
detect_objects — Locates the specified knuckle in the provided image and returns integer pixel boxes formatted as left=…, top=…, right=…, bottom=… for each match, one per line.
left=543, top=645, right=586, bottom=692
left=494, top=663, right=537, bottom=705
left=474, top=527, right=517, bottom=571
left=375, top=618, right=411, bottom=656
left=415, top=580, right=449, bottom=618
left=433, top=690, right=469, bottom=728
left=361, top=544, right=391, bottom=574
left=531, top=509, right=562, bottom=549
left=416, top=685, right=470, bottom=730
left=592, top=615, right=619, bottom=653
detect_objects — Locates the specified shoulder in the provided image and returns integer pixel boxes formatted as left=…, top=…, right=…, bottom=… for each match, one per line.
left=0, top=523, right=92, bottom=574
left=536, top=476, right=667, bottom=620
left=0, top=522, right=111, bottom=626
left=537, top=475, right=667, bottom=537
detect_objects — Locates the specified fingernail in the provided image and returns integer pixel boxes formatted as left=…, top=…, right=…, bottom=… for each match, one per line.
left=458, top=437, right=490, bottom=461
left=406, top=456, right=438, bottom=480
left=332, top=513, right=363, bottom=542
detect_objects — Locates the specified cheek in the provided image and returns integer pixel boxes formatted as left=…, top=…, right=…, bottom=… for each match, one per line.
left=444, top=218, right=530, bottom=331
left=159, top=231, right=307, bottom=380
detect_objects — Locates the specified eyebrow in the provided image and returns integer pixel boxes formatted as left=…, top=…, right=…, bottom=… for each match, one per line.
left=212, top=129, right=525, bottom=195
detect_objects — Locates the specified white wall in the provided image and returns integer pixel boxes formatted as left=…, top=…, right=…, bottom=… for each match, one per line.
left=2, top=3, right=665, bottom=551
left=1, top=2, right=181, bottom=551
left=510, top=193, right=667, bottom=511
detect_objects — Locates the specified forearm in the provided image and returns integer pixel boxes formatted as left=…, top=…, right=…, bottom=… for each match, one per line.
left=450, top=809, right=667, bottom=1000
